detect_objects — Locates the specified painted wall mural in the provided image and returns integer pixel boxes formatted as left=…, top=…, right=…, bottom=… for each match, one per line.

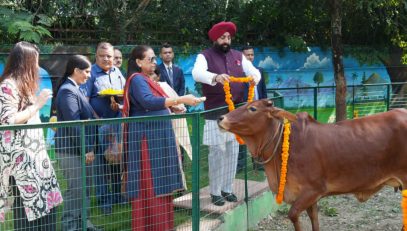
left=0, top=46, right=390, bottom=114
left=177, top=47, right=390, bottom=110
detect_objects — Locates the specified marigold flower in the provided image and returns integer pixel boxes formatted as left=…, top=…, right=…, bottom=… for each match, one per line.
left=223, top=76, right=255, bottom=144
left=276, top=118, right=291, bottom=204
left=402, top=190, right=407, bottom=231
left=98, top=89, right=124, bottom=95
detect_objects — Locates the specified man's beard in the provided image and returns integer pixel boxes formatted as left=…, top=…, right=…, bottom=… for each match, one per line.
left=214, top=43, right=231, bottom=53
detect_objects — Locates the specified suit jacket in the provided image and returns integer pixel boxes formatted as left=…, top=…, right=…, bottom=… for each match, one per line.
left=244, top=66, right=268, bottom=100
left=55, top=79, right=96, bottom=155
left=158, top=63, right=185, bottom=96
left=256, top=67, right=268, bottom=99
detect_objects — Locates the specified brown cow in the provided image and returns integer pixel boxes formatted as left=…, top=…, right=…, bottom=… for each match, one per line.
left=218, top=99, right=407, bottom=231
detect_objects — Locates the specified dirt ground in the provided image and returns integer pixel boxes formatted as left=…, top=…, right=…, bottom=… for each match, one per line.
left=255, top=187, right=404, bottom=231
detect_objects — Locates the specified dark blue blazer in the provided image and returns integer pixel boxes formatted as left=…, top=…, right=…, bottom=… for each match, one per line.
left=256, top=67, right=268, bottom=99
left=55, top=79, right=96, bottom=155
left=158, top=63, right=185, bottom=96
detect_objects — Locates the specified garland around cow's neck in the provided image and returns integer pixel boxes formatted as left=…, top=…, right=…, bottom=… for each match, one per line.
left=223, top=76, right=255, bottom=144
left=402, top=190, right=407, bottom=231
left=276, top=118, right=291, bottom=204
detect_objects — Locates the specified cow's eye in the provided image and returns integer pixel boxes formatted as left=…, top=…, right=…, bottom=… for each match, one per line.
left=248, top=106, right=257, bottom=112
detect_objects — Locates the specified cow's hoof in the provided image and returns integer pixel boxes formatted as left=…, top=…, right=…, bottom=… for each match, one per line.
left=221, top=191, right=238, bottom=202
left=210, top=194, right=225, bottom=206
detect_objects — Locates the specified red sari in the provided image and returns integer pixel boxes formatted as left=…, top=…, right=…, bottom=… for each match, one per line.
left=122, top=73, right=174, bottom=231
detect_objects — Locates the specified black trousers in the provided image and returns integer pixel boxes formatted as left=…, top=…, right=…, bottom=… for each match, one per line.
left=11, top=177, right=57, bottom=231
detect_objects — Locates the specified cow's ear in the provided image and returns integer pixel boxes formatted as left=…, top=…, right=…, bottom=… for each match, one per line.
left=268, top=108, right=297, bottom=122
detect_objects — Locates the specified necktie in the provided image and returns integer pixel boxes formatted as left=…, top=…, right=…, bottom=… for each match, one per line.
left=167, top=67, right=174, bottom=86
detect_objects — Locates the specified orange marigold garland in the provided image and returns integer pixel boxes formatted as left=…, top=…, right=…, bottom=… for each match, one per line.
left=276, top=118, right=291, bottom=204
left=223, top=76, right=255, bottom=144
left=402, top=190, right=407, bottom=231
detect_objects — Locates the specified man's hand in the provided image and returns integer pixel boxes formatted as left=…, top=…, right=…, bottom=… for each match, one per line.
left=214, top=74, right=230, bottom=85
left=248, top=76, right=256, bottom=85
left=110, top=96, right=120, bottom=111
left=85, top=151, right=95, bottom=165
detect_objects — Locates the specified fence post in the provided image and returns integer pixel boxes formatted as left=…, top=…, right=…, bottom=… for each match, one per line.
left=191, top=113, right=201, bottom=231
left=81, top=123, right=87, bottom=230
left=313, top=87, right=318, bottom=120
left=352, top=85, right=355, bottom=118
left=386, top=84, right=390, bottom=111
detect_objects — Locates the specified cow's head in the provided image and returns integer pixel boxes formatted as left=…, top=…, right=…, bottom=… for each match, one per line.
left=218, top=99, right=296, bottom=134
left=218, top=99, right=296, bottom=156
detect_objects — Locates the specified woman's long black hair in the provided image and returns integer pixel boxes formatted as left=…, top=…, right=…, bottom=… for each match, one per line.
left=54, top=55, right=91, bottom=96
left=126, top=45, right=151, bottom=79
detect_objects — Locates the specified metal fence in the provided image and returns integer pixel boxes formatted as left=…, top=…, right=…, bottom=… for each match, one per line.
left=268, top=82, right=407, bottom=123
left=0, top=82, right=406, bottom=231
left=0, top=107, right=273, bottom=231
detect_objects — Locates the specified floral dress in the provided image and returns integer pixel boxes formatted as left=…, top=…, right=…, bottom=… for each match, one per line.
left=0, top=79, right=62, bottom=222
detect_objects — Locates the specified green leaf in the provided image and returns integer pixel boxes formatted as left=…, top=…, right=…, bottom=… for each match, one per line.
left=8, top=21, right=33, bottom=34
left=35, top=26, right=52, bottom=38
left=20, top=31, right=41, bottom=43
left=37, top=14, right=53, bottom=27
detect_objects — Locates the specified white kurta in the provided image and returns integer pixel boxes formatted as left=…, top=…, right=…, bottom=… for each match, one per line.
left=191, top=50, right=261, bottom=196
left=192, top=52, right=261, bottom=146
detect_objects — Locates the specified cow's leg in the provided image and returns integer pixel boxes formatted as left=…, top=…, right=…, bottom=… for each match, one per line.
left=288, top=191, right=321, bottom=231
left=306, top=203, right=319, bottom=231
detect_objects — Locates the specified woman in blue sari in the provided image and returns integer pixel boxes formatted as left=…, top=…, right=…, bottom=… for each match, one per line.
left=122, top=45, right=202, bottom=231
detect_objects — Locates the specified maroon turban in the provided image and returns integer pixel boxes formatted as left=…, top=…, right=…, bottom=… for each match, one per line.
left=208, top=21, right=237, bottom=42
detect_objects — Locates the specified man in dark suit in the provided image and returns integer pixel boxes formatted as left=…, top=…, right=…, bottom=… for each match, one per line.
left=242, top=45, right=267, bottom=100
left=237, top=45, right=268, bottom=172
left=158, top=43, right=185, bottom=96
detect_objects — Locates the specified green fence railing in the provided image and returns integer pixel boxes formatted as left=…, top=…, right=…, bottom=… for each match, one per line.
left=1, top=82, right=406, bottom=231
left=268, top=82, right=407, bottom=123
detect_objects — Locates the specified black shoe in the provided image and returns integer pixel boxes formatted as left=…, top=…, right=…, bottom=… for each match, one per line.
left=210, top=194, right=225, bottom=206
left=221, top=191, right=238, bottom=202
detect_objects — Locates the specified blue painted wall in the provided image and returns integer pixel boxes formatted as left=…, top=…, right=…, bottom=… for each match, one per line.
left=0, top=46, right=390, bottom=113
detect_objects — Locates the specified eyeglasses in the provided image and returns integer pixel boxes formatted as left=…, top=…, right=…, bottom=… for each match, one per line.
left=143, top=56, right=157, bottom=63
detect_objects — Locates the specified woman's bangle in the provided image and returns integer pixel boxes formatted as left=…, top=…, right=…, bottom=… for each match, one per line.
left=173, top=98, right=179, bottom=106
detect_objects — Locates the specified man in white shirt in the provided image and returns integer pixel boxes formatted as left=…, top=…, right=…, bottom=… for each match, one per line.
left=192, top=21, right=260, bottom=206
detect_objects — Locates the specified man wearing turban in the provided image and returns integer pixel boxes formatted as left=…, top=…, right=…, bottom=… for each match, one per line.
left=192, top=21, right=261, bottom=206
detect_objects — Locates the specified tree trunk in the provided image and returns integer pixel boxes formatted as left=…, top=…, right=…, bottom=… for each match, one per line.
left=379, top=46, right=407, bottom=94
left=330, top=0, right=347, bottom=122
